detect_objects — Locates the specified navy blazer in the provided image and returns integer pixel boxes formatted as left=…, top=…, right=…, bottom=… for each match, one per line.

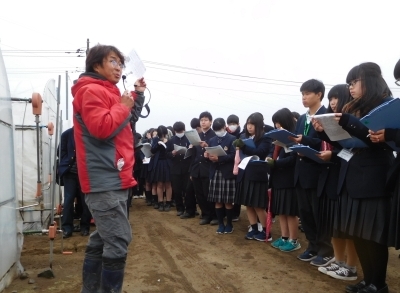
left=269, top=147, right=296, bottom=189
left=293, top=106, right=326, bottom=189
left=190, top=129, right=216, bottom=178
left=384, top=128, right=400, bottom=191
left=166, top=135, right=191, bottom=175
left=208, top=133, right=236, bottom=180
left=58, top=127, right=76, bottom=177
left=336, top=112, right=394, bottom=199
left=237, top=136, right=272, bottom=183
left=148, top=137, right=171, bottom=172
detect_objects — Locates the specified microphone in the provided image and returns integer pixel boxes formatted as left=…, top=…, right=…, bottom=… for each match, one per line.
left=122, top=75, right=127, bottom=90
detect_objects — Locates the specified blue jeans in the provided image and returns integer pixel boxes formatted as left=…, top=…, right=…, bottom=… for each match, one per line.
left=84, top=189, right=132, bottom=260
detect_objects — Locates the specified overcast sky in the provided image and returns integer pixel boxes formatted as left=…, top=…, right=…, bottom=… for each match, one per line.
left=1, top=0, right=400, bottom=135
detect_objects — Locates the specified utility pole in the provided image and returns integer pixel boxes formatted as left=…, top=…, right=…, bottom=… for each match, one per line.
left=65, top=71, right=68, bottom=120
left=86, top=38, right=90, bottom=55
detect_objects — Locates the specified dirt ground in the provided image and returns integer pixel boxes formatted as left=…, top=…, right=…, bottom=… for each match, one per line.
left=4, top=199, right=400, bottom=293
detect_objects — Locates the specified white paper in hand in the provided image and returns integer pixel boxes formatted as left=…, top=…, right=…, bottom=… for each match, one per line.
left=184, top=130, right=201, bottom=146
left=125, top=49, right=146, bottom=81
left=174, top=144, right=187, bottom=154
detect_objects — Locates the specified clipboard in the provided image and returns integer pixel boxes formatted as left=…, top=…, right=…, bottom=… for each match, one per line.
left=205, top=145, right=227, bottom=156
left=140, top=143, right=152, bottom=158
left=289, top=144, right=328, bottom=164
left=264, top=129, right=297, bottom=147
left=184, top=129, right=201, bottom=146
left=174, top=144, right=187, bottom=154
left=360, top=98, right=400, bottom=131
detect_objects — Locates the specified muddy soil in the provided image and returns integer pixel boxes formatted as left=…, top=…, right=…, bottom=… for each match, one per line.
left=4, top=199, right=400, bottom=293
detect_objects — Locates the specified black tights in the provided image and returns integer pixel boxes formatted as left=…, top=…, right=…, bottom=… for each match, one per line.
left=352, top=236, right=388, bottom=289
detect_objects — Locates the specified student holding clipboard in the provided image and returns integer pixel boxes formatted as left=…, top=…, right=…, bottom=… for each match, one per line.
left=319, top=63, right=393, bottom=293
left=368, top=59, right=400, bottom=252
left=267, top=108, right=300, bottom=252
left=234, top=112, right=272, bottom=242
left=206, top=118, right=237, bottom=234
left=289, top=79, right=334, bottom=267
left=312, top=85, right=359, bottom=281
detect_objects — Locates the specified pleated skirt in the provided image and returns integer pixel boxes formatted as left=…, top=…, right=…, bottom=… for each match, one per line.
left=140, top=163, right=152, bottom=183
left=388, top=172, right=400, bottom=249
left=317, top=194, right=337, bottom=239
left=333, top=187, right=390, bottom=245
left=271, top=188, right=298, bottom=216
left=150, top=159, right=171, bottom=183
left=235, top=179, right=268, bottom=209
left=208, top=170, right=236, bottom=203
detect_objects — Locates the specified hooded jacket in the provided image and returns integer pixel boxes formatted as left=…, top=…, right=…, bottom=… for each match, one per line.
left=72, top=73, right=136, bottom=193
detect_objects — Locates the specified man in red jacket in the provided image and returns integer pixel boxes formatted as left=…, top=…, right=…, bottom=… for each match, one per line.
left=72, top=44, right=146, bottom=293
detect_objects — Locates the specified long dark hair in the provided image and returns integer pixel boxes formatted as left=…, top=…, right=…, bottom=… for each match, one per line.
left=156, top=125, right=168, bottom=139
left=343, top=62, right=392, bottom=117
left=327, top=84, right=352, bottom=114
left=272, top=108, right=296, bottom=132
left=245, top=112, right=264, bottom=141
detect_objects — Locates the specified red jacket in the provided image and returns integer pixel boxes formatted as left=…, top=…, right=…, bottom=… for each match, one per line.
left=72, top=73, right=136, bottom=193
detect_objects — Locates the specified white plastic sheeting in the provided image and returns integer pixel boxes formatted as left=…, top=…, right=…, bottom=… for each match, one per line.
left=12, top=79, right=60, bottom=232
left=0, top=48, right=23, bottom=292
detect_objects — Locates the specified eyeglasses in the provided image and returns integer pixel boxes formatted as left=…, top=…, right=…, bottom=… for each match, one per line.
left=395, top=80, right=400, bottom=86
left=346, top=79, right=362, bottom=88
left=110, top=60, right=125, bottom=69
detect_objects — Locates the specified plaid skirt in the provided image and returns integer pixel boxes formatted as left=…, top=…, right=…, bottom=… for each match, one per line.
left=208, top=170, right=236, bottom=203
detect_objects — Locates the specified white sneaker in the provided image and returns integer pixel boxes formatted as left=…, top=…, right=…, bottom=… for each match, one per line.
left=318, top=262, right=341, bottom=275
left=328, top=267, right=358, bottom=281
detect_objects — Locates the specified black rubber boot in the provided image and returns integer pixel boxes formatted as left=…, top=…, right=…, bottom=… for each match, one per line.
left=81, top=257, right=102, bottom=293
left=100, top=258, right=125, bottom=293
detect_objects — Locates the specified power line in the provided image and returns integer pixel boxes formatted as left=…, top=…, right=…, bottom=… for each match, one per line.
left=146, top=78, right=300, bottom=96
left=146, top=65, right=302, bottom=87
left=143, top=60, right=327, bottom=85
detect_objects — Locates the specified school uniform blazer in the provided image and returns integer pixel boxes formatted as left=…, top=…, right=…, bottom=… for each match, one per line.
left=208, top=133, right=236, bottom=180
left=293, top=106, right=326, bottom=189
left=269, top=147, right=296, bottom=189
left=166, top=135, right=191, bottom=175
left=190, top=129, right=216, bottom=178
left=316, top=148, right=341, bottom=199
left=384, top=128, right=400, bottom=191
left=336, top=112, right=394, bottom=199
left=58, top=127, right=76, bottom=178
left=237, top=136, right=272, bottom=183
left=148, top=137, right=171, bottom=172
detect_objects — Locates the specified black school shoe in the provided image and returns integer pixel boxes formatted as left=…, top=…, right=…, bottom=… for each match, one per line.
left=180, top=212, right=195, bottom=219
left=358, top=284, right=389, bottom=293
left=63, top=231, right=72, bottom=239
left=346, top=280, right=366, bottom=293
left=81, top=230, right=90, bottom=236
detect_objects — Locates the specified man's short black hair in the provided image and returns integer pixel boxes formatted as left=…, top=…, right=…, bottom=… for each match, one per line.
left=190, top=118, right=200, bottom=129
left=85, top=44, right=125, bottom=73
left=300, top=79, right=325, bottom=100
left=199, top=111, right=212, bottom=121
left=227, top=114, right=239, bottom=124
left=394, top=59, right=400, bottom=80
left=173, top=121, right=185, bottom=132
left=212, top=118, right=226, bottom=131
